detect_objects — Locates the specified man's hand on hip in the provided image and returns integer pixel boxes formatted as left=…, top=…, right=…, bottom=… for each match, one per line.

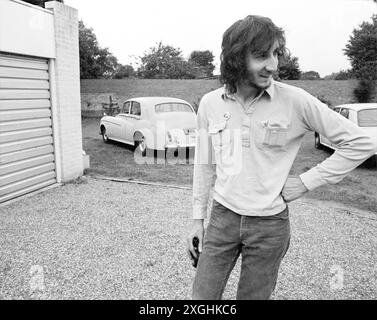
left=187, top=219, right=204, bottom=261
left=281, top=176, right=308, bottom=203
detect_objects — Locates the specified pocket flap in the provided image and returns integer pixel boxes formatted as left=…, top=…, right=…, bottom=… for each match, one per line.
left=262, top=120, right=290, bottom=130
left=208, top=120, right=227, bottom=134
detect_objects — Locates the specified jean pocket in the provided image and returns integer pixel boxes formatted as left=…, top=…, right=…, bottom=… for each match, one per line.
left=208, top=201, right=226, bottom=229
left=268, top=207, right=289, bottom=220
left=210, top=199, right=237, bottom=223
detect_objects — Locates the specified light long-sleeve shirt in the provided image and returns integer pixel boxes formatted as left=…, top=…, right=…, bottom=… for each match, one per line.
left=192, top=80, right=377, bottom=219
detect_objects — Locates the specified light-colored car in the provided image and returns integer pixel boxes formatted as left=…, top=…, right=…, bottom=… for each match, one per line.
left=314, top=103, right=377, bottom=166
left=99, top=97, right=196, bottom=156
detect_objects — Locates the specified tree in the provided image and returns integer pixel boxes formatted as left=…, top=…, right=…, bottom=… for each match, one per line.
left=277, top=52, right=301, bottom=80
left=21, top=0, right=63, bottom=7
left=300, top=71, right=321, bottom=80
left=79, top=20, right=119, bottom=79
left=23, top=1, right=125, bottom=79
left=138, top=42, right=195, bottom=79
left=188, top=50, right=215, bottom=77
left=113, top=64, right=135, bottom=79
left=344, top=15, right=377, bottom=80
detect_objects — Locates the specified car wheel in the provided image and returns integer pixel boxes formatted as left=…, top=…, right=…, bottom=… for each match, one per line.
left=101, top=126, right=109, bottom=143
left=314, top=133, right=322, bottom=150
left=135, top=136, right=147, bottom=157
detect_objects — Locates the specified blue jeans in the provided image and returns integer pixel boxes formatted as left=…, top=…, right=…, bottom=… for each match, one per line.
left=192, top=200, right=290, bottom=300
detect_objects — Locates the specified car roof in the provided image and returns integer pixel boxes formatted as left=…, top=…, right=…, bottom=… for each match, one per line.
left=335, top=103, right=377, bottom=111
left=127, top=96, right=191, bottom=106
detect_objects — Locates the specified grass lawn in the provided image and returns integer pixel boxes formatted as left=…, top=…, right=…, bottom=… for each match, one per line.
left=82, top=117, right=377, bottom=213
left=80, top=79, right=361, bottom=108
left=82, top=117, right=194, bottom=186
left=80, top=79, right=377, bottom=117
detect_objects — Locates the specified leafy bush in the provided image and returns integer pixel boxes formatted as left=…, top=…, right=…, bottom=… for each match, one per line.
left=137, top=42, right=215, bottom=79
left=334, top=70, right=354, bottom=80
left=353, top=79, right=376, bottom=103
left=112, top=65, right=135, bottom=79
left=277, top=53, right=301, bottom=80
left=324, top=70, right=353, bottom=80
left=188, top=51, right=215, bottom=78
left=300, top=71, right=321, bottom=80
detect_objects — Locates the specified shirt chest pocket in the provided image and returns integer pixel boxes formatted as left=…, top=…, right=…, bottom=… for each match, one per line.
left=208, top=121, right=242, bottom=175
left=208, top=121, right=232, bottom=147
left=256, top=120, right=290, bottom=148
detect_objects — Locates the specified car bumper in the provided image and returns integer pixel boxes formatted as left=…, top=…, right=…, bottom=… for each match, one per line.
left=165, top=143, right=195, bottom=149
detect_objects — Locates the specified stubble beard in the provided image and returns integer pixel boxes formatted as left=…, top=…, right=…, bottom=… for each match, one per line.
left=245, top=73, right=271, bottom=91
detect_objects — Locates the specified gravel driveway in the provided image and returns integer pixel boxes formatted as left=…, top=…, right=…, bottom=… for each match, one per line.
left=0, top=176, right=376, bottom=300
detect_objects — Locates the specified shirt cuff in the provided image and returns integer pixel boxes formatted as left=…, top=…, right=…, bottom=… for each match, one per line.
left=192, top=203, right=207, bottom=220
left=299, top=166, right=327, bottom=191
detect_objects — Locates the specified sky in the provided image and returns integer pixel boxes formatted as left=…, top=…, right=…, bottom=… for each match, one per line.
left=64, top=0, right=376, bottom=77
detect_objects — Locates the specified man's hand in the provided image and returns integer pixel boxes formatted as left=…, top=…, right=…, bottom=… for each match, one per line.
left=281, top=176, right=308, bottom=203
left=187, top=219, right=204, bottom=262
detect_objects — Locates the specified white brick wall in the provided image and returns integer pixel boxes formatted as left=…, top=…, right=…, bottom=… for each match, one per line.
left=46, top=1, right=83, bottom=182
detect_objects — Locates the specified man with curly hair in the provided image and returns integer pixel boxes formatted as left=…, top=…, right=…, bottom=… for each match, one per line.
left=187, top=15, right=377, bottom=300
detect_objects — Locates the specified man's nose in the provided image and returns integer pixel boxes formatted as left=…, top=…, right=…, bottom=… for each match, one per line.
left=265, top=55, right=278, bottom=73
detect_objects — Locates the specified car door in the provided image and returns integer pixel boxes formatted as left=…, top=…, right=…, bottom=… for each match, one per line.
left=104, top=106, right=120, bottom=139
left=117, top=101, right=132, bottom=143
left=111, top=101, right=130, bottom=141
left=125, top=101, right=142, bottom=144
left=357, top=108, right=377, bottom=152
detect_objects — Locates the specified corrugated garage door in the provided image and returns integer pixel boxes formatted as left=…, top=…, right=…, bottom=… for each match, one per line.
left=0, top=53, right=56, bottom=203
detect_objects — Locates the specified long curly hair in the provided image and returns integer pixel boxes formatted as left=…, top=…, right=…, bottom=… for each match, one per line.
left=220, top=15, right=287, bottom=94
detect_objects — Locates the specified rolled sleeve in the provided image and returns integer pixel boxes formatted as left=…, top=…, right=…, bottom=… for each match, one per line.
left=301, top=95, right=377, bottom=189
left=192, top=95, right=216, bottom=219
left=193, top=164, right=216, bottom=219
left=299, top=166, right=327, bottom=191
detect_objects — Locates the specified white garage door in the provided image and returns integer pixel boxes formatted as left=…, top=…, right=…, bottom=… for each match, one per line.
left=0, top=53, right=56, bottom=203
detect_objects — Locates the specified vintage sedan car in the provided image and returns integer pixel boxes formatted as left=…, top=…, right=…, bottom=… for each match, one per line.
left=314, top=103, right=377, bottom=167
left=99, top=97, right=196, bottom=156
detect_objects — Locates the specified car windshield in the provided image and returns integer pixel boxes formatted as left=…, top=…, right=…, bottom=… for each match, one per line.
left=358, top=109, right=377, bottom=127
left=155, top=103, right=193, bottom=113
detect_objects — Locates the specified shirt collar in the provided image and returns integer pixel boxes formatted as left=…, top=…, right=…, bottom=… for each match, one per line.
left=265, top=80, right=275, bottom=99
left=221, top=79, right=275, bottom=101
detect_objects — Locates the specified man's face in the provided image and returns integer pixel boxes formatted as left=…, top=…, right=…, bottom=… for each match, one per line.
left=243, top=40, right=280, bottom=90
